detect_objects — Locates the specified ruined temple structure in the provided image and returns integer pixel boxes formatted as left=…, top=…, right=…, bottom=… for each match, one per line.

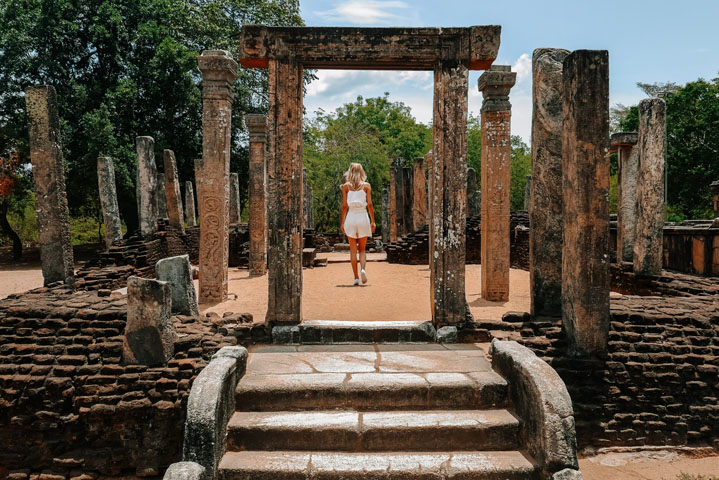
left=9, top=24, right=719, bottom=480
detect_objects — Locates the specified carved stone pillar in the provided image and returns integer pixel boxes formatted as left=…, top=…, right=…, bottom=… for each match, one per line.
left=197, top=50, right=237, bottom=303
left=478, top=65, right=516, bottom=302
left=634, top=98, right=666, bottom=276
left=611, top=132, right=639, bottom=263
left=97, top=157, right=123, bottom=248
left=163, top=150, right=185, bottom=233
left=412, top=157, right=427, bottom=230
left=530, top=48, right=569, bottom=319
left=266, top=58, right=303, bottom=324
left=430, top=62, right=469, bottom=325
left=185, top=181, right=197, bottom=227
left=25, top=86, right=75, bottom=287
left=245, top=114, right=268, bottom=276
left=136, top=136, right=159, bottom=238
left=561, top=50, right=610, bottom=356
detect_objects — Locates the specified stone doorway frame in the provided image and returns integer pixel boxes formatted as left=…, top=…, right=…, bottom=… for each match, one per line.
left=238, top=25, right=501, bottom=326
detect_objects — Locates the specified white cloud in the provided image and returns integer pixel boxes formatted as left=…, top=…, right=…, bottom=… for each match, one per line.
left=316, top=1, right=410, bottom=25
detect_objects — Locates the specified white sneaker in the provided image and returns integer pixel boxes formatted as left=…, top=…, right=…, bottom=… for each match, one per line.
left=360, top=269, right=367, bottom=284
left=353, top=278, right=360, bottom=286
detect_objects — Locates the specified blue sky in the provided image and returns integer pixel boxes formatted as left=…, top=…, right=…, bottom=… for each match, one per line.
left=300, top=0, right=719, bottom=143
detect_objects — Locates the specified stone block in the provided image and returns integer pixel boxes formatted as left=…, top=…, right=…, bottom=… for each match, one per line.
left=156, top=255, right=199, bottom=316
left=123, top=276, right=174, bottom=366
left=163, top=462, right=205, bottom=480
left=272, top=326, right=300, bottom=344
left=553, top=468, right=583, bottom=480
left=436, top=326, right=458, bottom=343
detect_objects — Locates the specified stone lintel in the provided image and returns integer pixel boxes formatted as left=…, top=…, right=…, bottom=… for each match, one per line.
left=478, top=65, right=516, bottom=112
left=198, top=50, right=238, bottom=101
left=610, top=132, right=639, bottom=148
left=245, top=114, right=268, bottom=142
left=239, top=25, right=501, bottom=70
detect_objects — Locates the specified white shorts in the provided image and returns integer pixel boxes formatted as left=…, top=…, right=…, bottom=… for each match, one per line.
left=344, top=210, right=371, bottom=239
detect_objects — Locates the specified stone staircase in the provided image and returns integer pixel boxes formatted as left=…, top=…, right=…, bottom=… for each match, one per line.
left=216, top=344, right=540, bottom=479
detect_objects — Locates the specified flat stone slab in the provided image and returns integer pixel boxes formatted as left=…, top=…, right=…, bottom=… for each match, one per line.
left=237, top=345, right=506, bottom=411
left=219, top=450, right=536, bottom=479
left=227, top=408, right=519, bottom=451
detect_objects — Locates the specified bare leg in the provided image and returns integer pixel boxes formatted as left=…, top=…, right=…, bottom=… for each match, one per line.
left=348, top=237, right=359, bottom=280
left=358, top=237, right=368, bottom=271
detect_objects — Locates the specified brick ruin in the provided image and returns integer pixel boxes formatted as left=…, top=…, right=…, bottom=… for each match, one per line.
left=2, top=26, right=719, bottom=480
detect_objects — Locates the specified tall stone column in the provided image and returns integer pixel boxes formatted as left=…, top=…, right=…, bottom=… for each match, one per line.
left=97, top=157, right=123, bottom=248
left=712, top=180, right=719, bottom=218
left=530, top=48, right=568, bottom=319
left=389, top=163, right=398, bottom=242
left=246, top=114, right=268, bottom=276
left=611, top=132, right=639, bottom=263
left=523, top=175, right=531, bottom=211
left=561, top=50, right=610, bottom=356
left=163, top=150, right=184, bottom=233
left=391, top=159, right=405, bottom=238
left=136, top=136, right=159, bottom=238
left=412, top=156, right=427, bottom=230
left=634, top=98, right=666, bottom=276
left=198, top=50, right=237, bottom=303
left=466, top=167, right=481, bottom=217
left=403, top=166, right=413, bottom=234
left=185, top=181, right=197, bottom=227
left=157, top=173, right=168, bottom=219
left=303, top=168, right=314, bottom=230
left=425, top=151, right=433, bottom=223
left=266, top=58, right=303, bottom=324
left=25, top=86, right=75, bottom=287
left=478, top=65, right=516, bottom=302
left=430, top=61, right=468, bottom=326
left=381, top=187, right=390, bottom=243
left=229, top=172, right=241, bottom=224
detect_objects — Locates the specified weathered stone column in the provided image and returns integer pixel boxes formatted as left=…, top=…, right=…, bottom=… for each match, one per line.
left=123, top=276, right=174, bottom=366
left=97, top=157, right=123, bottom=248
left=430, top=62, right=469, bottom=325
left=611, top=132, right=639, bottom=263
left=388, top=163, right=397, bottom=241
left=193, top=158, right=203, bottom=222
left=230, top=172, right=241, bottom=224
left=712, top=180, right=719, bottom=218
left=412, top=157, right=427, bottom=230
left=561, top=50, right=610, bottom=356
left=425, top=151, right=433, bottom=223
left=198, top=50, right=237, bottom=303
left=157, top=173, right=168, bottom=219
left=530, top=48, right=569, bottom=319
left=266, top=58, right=303, bottom=324
left=466, top=167, right=481, bottom=217
left=25, top=86, right=75, bottom=287
left=523, top=175, right=531, bottom=211
left=136, top=136, right=159, bottom=238
left=245, top=114, right=268, bottom=276
left=185, top=181, right=197, bottom=227
left=381, top=186, right=390, bottom=243
left=403, top=166, right=413, bottom=234
left=634, top=98, right=666, bottom=276
left=478, top=65, right=516, bottom=302
left=163, top=150, right=185, bottom=233
left=303, top=168, right=314, bottom=230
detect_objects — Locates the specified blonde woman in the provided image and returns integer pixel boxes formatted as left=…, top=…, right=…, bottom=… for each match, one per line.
left=340, top=163, right=376, bottom=285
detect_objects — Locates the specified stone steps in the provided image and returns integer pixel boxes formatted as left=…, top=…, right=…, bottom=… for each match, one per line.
left=218, top=450, right=537, bottom=479
left=271, top=320, right=437, bottom=344
left=227, top=409, right=520, bottom=452
left=219, top=345, right=539, bottom=480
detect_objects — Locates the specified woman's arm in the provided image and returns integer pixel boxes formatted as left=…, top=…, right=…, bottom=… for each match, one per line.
left=365, top=183, right=376, bottom=233
left=340, top=184, right=348, bottom=233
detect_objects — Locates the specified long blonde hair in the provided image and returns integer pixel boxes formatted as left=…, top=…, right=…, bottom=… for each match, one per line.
left=345, top=163, right=367, bottom=190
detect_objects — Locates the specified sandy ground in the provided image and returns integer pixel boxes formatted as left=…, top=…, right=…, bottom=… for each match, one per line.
left=201, top=255, right=531, bottom=323
left=579, top=449, right=719, bottom=479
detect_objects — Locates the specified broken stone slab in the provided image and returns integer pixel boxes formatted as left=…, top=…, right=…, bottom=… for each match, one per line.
left=163, top=462, right=205, bottom=480
left=436, top=326, right=458, bottom=343
left=123, top=276, right=174, bottom=366
left=183, top=346, right=248, bottom=480
left=185, top=181, right=197, bottom=227
left=553, top=468, right=583, bottom=479
left=490, top=339, right=578, bottom=476
left=157, top=172, right=169, bottom=219
left=155, top=255, right=199, bottom=316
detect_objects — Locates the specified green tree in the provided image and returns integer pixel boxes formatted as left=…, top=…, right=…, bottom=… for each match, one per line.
left=509, top=136, right=531, bottom=211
